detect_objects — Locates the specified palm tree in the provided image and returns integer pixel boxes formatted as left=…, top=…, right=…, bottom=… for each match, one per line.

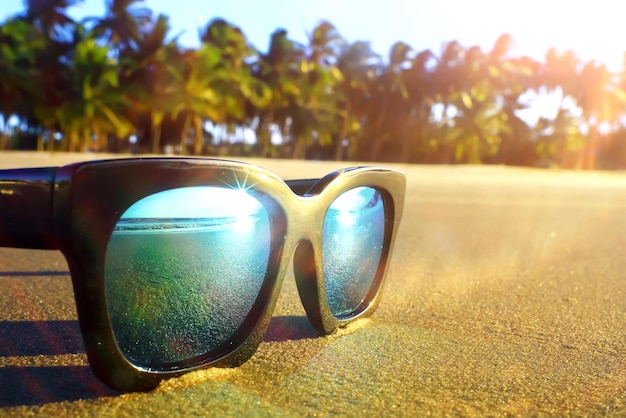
left=90, top=0, right=151, bottom=55
left=288, top=60, right=341, bottom=159
left=361, top=41, right=415, bottom=161
left=576, top=60, right=626, bottom=168
left=253, top=29, right=306, bottom=157
left=200, top=18, right=248, bottom=67
left=171, top=42, right=267, bottom=154
left=22, top=0, right=81, bottom=39
left=168, top=47, right=217, bottom=155
left=423, top=40, right=466, bottom=162
left=490, top=55, right=542, bottom=166
left=8, top=1, right=83, bottom=149
left=535, top=108, right=585, bottom=167
left=307, top=20, right=344, bottom=65
left=0, top=19, right=42, bottom=120
left=536, top=48, right=582, bottom=164
left=427, top=37, right=539, bottom=164
left=446, top=82, right=512, bottom=163
left=200, top=18, right=271, bottom=154
left=335, top=40, right=382, bottom=160
left=53, top=36, right=135, bottom=151
left=286, top=21, right=344, bottom=159
left=0, top=18, right=45, bottom=148
left=170, top=18, right=271, bottom=156
left=483, top=35, right=540, bottom=165
left=540, top=48, right=580, bottom=99
left=398, top=49, right=437, bottom=162
left=117, top=13, right=181, bottom=153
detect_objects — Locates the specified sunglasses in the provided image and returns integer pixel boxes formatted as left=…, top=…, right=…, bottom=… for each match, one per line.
left=0, top=158, right=405, bottom=392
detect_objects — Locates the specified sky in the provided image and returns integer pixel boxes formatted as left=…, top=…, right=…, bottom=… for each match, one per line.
left=1, top=0, right=626, bottom=71
left=122, top=186, right=262, bottom=218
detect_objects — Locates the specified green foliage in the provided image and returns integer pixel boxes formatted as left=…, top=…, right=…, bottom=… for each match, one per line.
left=2, top=3, right=626, bottom=168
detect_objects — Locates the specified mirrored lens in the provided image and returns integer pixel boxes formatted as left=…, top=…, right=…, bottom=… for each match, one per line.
left=322, top=187, right=385, bottom=317
left=104, top=186, right=271, bottom=367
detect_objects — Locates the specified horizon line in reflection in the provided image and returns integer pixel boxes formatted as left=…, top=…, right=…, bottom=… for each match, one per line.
left=113, top=215, right=265, bottom=234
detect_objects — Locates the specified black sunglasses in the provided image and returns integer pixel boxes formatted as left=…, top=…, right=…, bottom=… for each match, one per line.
left=0, top=158, right=405, bottom=392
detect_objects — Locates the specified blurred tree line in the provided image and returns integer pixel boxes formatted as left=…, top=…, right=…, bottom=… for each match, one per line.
left=2, top=0, right=626, bottom=169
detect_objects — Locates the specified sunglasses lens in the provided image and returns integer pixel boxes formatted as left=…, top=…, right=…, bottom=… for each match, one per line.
left=322, top=187, right=385, bottom=317
left=104, top=186, right=271, bottom=367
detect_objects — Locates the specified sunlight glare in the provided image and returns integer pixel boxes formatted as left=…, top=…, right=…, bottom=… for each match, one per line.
left=121, top=186, right=262, bottom=220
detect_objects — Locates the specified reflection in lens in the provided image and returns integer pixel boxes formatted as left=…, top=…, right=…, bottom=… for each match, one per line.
left=322, top=187, right=385, bottom=317
left=104, top=186, right=270, bottom=367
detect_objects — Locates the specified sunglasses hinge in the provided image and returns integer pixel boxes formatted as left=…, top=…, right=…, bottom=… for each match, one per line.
left=0, top=167, right=58, bottom=249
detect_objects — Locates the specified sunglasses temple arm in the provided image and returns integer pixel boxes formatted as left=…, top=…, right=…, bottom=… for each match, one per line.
left=0, top=167, right=58, bottom=250
left=0, top=174, right=317, bottom=248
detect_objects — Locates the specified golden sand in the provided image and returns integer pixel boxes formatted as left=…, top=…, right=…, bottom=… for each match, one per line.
left=2, top=154, right=626, bottom=416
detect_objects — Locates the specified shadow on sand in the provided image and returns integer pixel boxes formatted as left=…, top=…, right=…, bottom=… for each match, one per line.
left=0, top=315, right=317, bottom=407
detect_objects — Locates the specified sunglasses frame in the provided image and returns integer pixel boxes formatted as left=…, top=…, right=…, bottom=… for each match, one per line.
left=0, top=158, right=405, bottom=392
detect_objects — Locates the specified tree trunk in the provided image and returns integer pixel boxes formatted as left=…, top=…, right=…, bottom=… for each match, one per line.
left=180, top=114, right=192, bottom=155
left=262, top=107, right=275, bottom=158
left=150, top=111, right=164, bottom=154
left=48, top=132, right=56, bottom=152
left=292, top=136, right=307, bottom=159
left=152, top=122, right=162, bottom=155
left=369, top=94, right=389, bottom=161
left=67, top=129, right=79, bottom=152
left=94, top=124, right=105, bottom=152
left=193, top=116, right=204, bottom=155
left=335, top=106, right=350, bottom=161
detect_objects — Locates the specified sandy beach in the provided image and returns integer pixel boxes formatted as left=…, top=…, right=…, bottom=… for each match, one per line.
left=2, top=152, right=626, bottom=416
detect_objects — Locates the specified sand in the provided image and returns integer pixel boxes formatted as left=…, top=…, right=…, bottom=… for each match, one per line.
left=1, top=152, right=626, bottom=416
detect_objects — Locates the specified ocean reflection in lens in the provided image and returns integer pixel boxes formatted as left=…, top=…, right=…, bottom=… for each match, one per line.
left=104, top=186, right=270, bottom=367
left=322, top=187, right=385, bottom=317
